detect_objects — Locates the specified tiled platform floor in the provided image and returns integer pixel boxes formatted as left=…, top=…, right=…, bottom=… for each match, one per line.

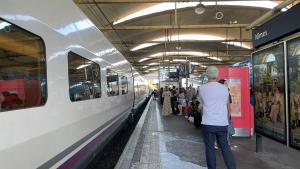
left=118, top=99, right=300, bottom=169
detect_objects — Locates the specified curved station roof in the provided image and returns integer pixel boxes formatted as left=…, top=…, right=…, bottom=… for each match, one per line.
left=74, top=0, right=299, bottom=78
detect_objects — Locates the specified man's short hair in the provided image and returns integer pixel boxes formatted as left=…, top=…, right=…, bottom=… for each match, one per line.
left=206, top=66, right=218, bottom=79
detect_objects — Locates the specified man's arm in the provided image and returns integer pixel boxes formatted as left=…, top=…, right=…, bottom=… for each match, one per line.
left=198, top=90, right=204, bottom=112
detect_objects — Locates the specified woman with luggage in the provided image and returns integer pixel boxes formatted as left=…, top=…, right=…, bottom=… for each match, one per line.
left=189, top=96, right=202, bottom=128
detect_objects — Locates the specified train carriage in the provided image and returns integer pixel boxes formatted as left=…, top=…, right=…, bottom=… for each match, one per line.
left=0, top=0, right=149, bottom=168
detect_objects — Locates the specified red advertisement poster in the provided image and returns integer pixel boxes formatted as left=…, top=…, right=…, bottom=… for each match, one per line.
left=218, top=67, right=253, bottom=137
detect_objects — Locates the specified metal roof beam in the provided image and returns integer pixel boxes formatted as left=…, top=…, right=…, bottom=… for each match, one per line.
left=124, top=49, right=252, bottom=53
left=111, top=39, right=252, bottom=45
left=76, top=0, right=289, bottom=4
left=133, top=62, right=236, bottom=67
left=127, top=55, right=250, bottom=60
left=100, top=24, right=248, bottom=30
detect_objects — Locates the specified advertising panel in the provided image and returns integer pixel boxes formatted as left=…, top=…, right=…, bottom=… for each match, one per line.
left=226, top=79, right=242, bottom=117
left=287, top=36, right=300, bottom=149
left=253, top=43, right=286, bottom=143
left=218, top=67, right=253, bottom=137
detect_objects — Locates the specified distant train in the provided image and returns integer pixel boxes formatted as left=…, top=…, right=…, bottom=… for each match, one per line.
left=0, top=0, right=149, bottom=168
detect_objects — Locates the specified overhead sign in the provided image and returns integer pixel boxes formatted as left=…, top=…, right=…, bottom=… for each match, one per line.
left=252, top=3, right=300, bottom=48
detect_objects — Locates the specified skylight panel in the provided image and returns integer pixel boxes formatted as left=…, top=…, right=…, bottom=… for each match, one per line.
left=150, top=51, right=209, bottom=58
left=222, top=42, right=252, bottom=49
left=131, top=43, right=159, bottom=51
left=138, top=58, right=151, bottom=62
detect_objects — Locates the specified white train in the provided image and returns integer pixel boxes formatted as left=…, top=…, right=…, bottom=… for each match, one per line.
left=0, top=1, right=149, bottom=168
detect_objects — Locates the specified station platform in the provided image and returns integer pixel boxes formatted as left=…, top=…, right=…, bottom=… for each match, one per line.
left=115, top=97, right=300, bottom=169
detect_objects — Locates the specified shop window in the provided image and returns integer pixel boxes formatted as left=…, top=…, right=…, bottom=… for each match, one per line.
left=68, top=52, right=101, bottom=102
left=106, top=69, right=119, bottom=96
left=0, top=18, right=47, bottom=112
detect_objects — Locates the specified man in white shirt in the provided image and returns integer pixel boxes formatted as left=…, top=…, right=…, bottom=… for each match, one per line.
left=199, top=66, right=236, bottom=169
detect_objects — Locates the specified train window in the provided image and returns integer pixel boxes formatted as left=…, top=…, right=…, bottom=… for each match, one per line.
left=0, top=18, right=47, bottom=112
left=106, top=69, right=119, bottom=96
left=68, top=52, right=101, bottom=102
left=120, top=76, right=128, bottom=95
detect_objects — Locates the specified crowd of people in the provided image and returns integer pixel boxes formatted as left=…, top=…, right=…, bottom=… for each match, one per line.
left=152, top=85, right=202, bottom=127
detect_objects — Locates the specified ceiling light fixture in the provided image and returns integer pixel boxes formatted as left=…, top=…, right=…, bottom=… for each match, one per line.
left=215, top=11, right=224, bottom=20
left=131, top=34, right=251, bottom=51
left=149, top=51, right=222, bottom=61
left=131, top=43, right=159, bottom=51
left=148, top=62, right=159, bottom=65
left=131, top=34, right=225, bottom=51
left=173, top=59, right=187, bottom=62
left=150, top=51, right=209, bottom=58
left=222, top=42, right=251, bottom=49
left=208, top=56, right=222, bottom=61
left=195, top=3, right=206, bottom=15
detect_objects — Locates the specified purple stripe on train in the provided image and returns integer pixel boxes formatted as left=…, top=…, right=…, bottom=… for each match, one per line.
left=57, top=114, right=127, bottom=169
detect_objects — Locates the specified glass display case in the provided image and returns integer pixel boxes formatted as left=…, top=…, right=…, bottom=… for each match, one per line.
left=252, top=43, right=286, bottom=143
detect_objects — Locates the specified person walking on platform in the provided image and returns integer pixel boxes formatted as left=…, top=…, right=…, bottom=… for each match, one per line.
left=162, top=87, right=172, bottom=116
left=171, top=86, right=178, bottom=115
left=177, top=89, right=186, bottom=115
left=189, top=96, right=201, bottom=128
left=160, top=87, right=164, bottom=105
left=199, top=66, right=236, bottom=169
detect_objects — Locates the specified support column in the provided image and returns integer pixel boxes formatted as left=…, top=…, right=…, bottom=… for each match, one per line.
left=256, top=134, right=263, bottom=152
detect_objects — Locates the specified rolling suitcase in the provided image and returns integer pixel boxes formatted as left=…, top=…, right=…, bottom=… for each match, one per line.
left=193, top=112, right=202, bottom=128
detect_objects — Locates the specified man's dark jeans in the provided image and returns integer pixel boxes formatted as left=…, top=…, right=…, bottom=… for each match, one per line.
left=202, top=125, right=236, bottom=169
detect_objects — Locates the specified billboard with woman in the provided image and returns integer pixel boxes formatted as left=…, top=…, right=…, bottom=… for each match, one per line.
left=252, top=43, right=286, bottom=143
left=287, top=36, right=300, bottom=149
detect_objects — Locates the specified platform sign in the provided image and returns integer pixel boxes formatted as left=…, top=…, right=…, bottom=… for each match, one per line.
left=252, top=3, right=300, bottom=48
left=252, top=43, right=286, bottom=143
left=218, top=67, right=253, bottom=137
